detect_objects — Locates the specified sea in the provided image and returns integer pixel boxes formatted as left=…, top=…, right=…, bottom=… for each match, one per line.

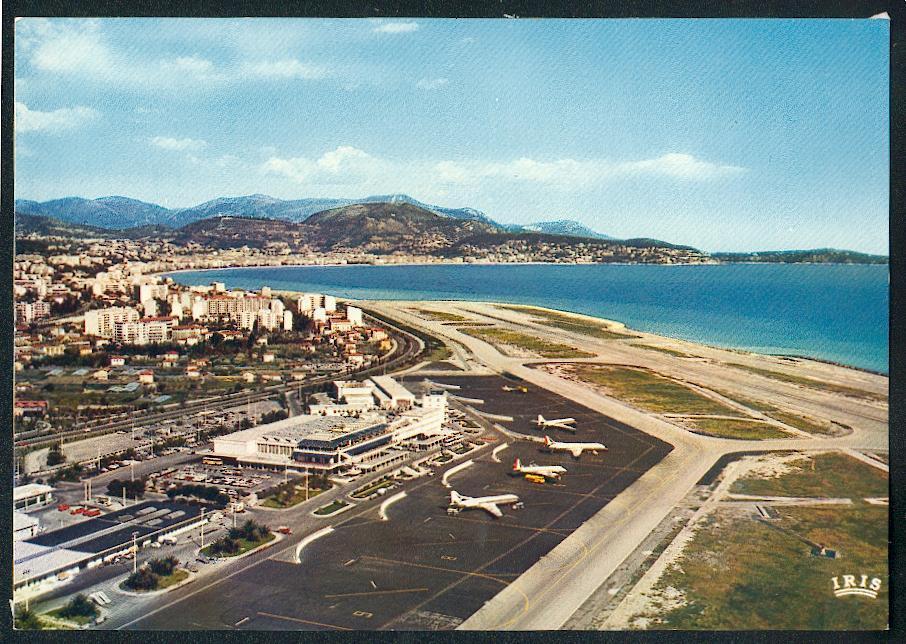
left=166, top=263, right=889, bottom=374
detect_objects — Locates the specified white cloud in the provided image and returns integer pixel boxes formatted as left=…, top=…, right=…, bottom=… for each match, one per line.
left=373, top=22, right=419, bottom=34
left=434, top=153, right=745, bottom=186
left=240, top=59, right=330, bottom=80
left=617, top=153, right=745, bottom=179
left=150, top=136, right=208, bottom=151
left=15, top=101, right=99, bottom=133
left=262, top=146, right=378, bottom=184
left=17, top=20, right=328, bottom=89
left=417, top=77, right=449, bottom=90
left=260, top=146, right=745, bottom=197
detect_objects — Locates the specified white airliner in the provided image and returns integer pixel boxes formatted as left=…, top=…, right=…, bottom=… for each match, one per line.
left=448, top=490, right=520, bottom=518
left=541, top=435, right=606, bottom=458
left=511, top=457, right=567, bottom=480
left=534, top=415, right=577, bottom=431
left=502, top=385, right=528, bottom=393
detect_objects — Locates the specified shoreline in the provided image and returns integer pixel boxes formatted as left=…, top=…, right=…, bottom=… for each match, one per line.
left=159, top=265, right=887, bottom=378
left=158, top=258, right=887, bottom=279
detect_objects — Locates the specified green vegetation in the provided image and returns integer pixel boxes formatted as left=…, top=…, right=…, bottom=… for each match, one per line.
left=314, top=499, right=350, bottom=516
left=260, top=476, right=331, bottom=508
left=709, top=388, right=838, bottom=436
left=107, top=477, right=147, bottom=500
left=647, top=505, right=887, bottom=629
left=123, top=556, right=185, bottom=592
left=500, top=305, right=637, bottom=340
left=48, top=594, right=98, bottom=624
left=14, top=607, right=44, bottom=630
left=461, top=327, right=594, bottom=358
left=725, top=363, right=886, bottom=402
left=633, top=344, right=693, bottom=359
left=424, top=344, right=453, bottom=362
left=351, top=477, right=396, bottom=499
left=203, top=519, right=273, bottom=557
left=570, top=365, right=738, bottom=415
left=49, top=463, right=84, bottom=484
left=686, top=418, right=791, bottom=440
left=414, top=308, right=468, bottom=322
left=166, top=483, right=229, bottom=507
left=712, top=249, right=888, bottom=264
left=765, top=410, right=836, bottom=436
left=46, top=443, right=66, bottom=466
left=731, top=452, right=889, bottom=500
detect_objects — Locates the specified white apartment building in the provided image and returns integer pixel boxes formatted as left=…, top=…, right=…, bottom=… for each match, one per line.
left=296, top=293, right=337, bottom=314
left=84, top=306, right=139, bottom=337
left=112, top=317, right=175, bottom=345
left=15, top=301, right=52, bottom=324
left=346, top=305, right=364, bottom=326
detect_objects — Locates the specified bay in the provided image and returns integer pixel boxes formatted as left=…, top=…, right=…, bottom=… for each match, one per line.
left=167, top=263, right=889, bottom=374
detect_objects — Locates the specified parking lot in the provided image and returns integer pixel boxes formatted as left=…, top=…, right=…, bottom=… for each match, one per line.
left=122, top=374, right=672, bottom=630
left=148, top=463, right=290, bottom=502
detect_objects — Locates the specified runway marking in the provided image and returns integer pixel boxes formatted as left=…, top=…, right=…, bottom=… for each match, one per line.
left=485, top=444, right=656, bottom=629
left=234, top=616, right=250, bottom=627
left=323, top=587, right=430, bottom=599
left=439, top=513, right=572, bottom=537
left=353, top=611, right=374, bottom=619
left=257, top=611, right=352, bottom=631
left=363, top=555, right=514, bottom=587
left=409, top=537, right=508, bottom=548
left=395, top=434, right=655, bottom=630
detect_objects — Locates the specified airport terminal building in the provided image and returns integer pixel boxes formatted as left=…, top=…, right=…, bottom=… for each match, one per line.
left=212, top=379, right=448, bottom=474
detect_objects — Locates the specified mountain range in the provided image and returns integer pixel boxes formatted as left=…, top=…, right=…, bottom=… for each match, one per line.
left=14, top=193, right=566, bottom=235
left=14, top=194, right=888, bottom=263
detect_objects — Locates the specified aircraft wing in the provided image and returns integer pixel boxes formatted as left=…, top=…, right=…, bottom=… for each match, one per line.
left=569, top=447, right=584, bottom=458
left=482, top=503, right=503, bottom=518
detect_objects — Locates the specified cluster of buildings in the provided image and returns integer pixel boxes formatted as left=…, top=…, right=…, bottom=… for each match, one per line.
left=212, top=377, right=449, bottom=474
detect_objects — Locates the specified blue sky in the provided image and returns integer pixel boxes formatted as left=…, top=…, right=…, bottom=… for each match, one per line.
left=15, top=18, right=889, bottom=253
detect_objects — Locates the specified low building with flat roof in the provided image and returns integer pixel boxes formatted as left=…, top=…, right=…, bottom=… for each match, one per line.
left=14, top=511, right=40, bottom=542
left=13, top=500, right=208, bottom=602
left=14, top=483, right=54, bottom=512
left=213, top=384, right=447, bottom=474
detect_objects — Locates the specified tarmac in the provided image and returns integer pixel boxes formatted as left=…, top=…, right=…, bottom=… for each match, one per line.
left=112, top=374, right=670, bottom=630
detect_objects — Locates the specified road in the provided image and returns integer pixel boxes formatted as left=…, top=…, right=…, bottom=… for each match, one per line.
left=362, top=301, right=887, bottom=630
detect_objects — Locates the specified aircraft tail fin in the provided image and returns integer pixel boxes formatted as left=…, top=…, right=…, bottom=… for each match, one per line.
left=513, top=457, right=521, bottom=471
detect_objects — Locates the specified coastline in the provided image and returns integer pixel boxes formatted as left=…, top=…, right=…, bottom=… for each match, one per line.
left=157, top=258, right=888, bottom=280
left=160, top=264, right=888, bottom=377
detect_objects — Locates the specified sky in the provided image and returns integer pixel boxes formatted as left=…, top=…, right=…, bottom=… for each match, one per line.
left=14, top=18, right=889, bottom=253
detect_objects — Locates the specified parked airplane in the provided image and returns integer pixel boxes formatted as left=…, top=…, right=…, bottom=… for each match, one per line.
left=541, top=435, right=606, bottom=458
left=511, top=457, right=567, bottom=480
left=534, top=415, right=577, bottom=431
left=502, top=385, right=528, bottom=393
left=448, top=490, right=520, bottom=518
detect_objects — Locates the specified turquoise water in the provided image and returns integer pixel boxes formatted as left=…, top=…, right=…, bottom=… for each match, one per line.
left=168, top=263, right=889, bottom=374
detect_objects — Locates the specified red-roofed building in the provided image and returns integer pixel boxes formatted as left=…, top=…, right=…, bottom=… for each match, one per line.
left=14, top=400, right=48, bottom=418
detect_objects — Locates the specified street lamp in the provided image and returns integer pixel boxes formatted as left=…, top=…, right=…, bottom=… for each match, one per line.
left=131, top=531, right=139, bottom=574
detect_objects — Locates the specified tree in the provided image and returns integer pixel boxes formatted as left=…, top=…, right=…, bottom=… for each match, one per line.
left=107, top=477, right=147, bottom=500
left=59, top=594, right=98, bottom=619
left=148, top=556, right=179, bottom=577
left=124, top=568, right=158, bottom=591
left=14, top=607, right=43, bottom=630
left=46, top=444, right=66, bottom=467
